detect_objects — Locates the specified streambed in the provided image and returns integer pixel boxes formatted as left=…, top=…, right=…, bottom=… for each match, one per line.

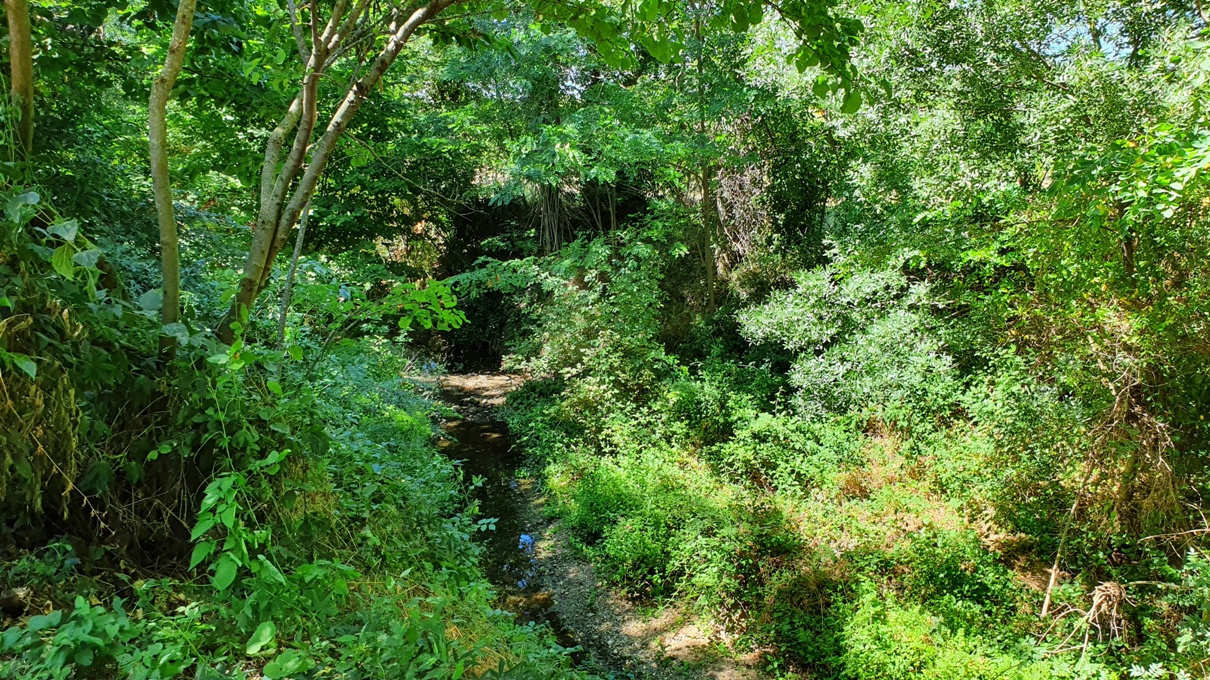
left=434, top=374, right=761, bottom=680
left=434, top=377, right=579, bottom=653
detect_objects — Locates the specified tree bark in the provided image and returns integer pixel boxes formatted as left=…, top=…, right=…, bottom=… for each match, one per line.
left=4, top=0, right=34, bottom=156
left=217, top=0, right=458, bottom=343
left=148, top=0, right=198, bottom=354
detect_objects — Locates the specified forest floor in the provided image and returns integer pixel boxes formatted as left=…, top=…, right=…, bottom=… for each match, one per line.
left=434, top=374, right=764, bottom=680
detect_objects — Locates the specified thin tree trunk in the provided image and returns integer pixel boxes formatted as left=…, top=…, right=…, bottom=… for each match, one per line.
left=694, top=15, right=717, bottom=314
left=1041, top=494, right=1079, bottom=618
left=701, top=168, right=718, bottom=313
left=4, top=0, right=34, bottom=156
left=608, top=185, right=617, bottom=232
left=277, top=201, right=312, bottom=350
left=218, top=0, right=457, bottom=343
left=148, top=0, right=198, bottom=354
left=1122, top=229, right=1136, bottom=279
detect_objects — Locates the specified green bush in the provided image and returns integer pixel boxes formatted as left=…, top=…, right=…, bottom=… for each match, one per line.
left=898, top=529, right=1027, bottom=631
left=737, top=265, right=958, bottom=421
left=838, top=588, right=1067, bottom=680
left=707, top=412, right=862, bottom=496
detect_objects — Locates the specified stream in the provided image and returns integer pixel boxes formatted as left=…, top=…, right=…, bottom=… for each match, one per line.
left=435, top=387, right=581, bottom=655
left=435, top=375, right=757, bottom=680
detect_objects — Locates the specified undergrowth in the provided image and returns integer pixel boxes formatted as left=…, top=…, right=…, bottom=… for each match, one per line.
left=0, top=188, right=585, bottom=679
left=485, top=140, right=1210, bottom=677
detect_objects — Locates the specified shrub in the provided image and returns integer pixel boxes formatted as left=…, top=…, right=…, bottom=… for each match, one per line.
left=898, top=528, right=1027, bottom=631
left=838, top=588, right=1064, bottom=680
left=706, top=412, right=862, bottom=496
left=737, top=265, right=958, bottom=421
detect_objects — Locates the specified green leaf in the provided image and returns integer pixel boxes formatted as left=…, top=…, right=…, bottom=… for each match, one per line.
left=267, top=380, right=283, bottom=396
left=795, top=48, right=819, bottom=72
left=748, top=1, right=763, bottom=26
left=51, top=244, right=75, bottom=280
left=5, top=190, right=38, bottom=221
left=639, top=0, right=658, bottom=22
left=8, top=353, right=35, bottom=379
left=256, top=555, right=287, bottom=584
left=263, top=650, right=312, bottom=679
left=72, top=249, right=101, bottom=269
left=47, top=219, right=79, bottom=242
left=287, top=345, right=303, bottom=361
left=219, top=502, right=237, bottom=529
left=162, top=323, right=189, bottom=344
left=189, top=540, right=216, bottom=570
left=27, top=611, right=61, bottom=632
left=245, top=620, right=277, bottom=655
left=191, top=515, right=216, bottom=540
left=841, top=89, right=863, bottom=114
left=11, top=452, right=31, bottom=479
left=213, top=554, right=239, bottom=591
left=139, top=289, right=163, bottom=312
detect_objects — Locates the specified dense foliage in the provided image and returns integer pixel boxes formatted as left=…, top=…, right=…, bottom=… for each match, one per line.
left=2, top=0, right=1210, bottom=677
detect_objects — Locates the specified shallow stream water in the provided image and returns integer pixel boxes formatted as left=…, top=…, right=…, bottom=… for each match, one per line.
left=437, top=417, right=581, bottom=652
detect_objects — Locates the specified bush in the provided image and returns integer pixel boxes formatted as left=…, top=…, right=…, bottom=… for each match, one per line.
left=838, top=588, right=1065, bottom=680
left=707, top=412, right=862, bottom=496
left=898, top=529, right=1027, bottom=631
left=737, top=265, right=958, bottom=421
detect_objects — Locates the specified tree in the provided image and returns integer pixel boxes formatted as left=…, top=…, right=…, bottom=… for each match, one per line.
left=4, top=0, right=33, bottom=156
left=148, top=0, right=198, bottom=353
left=215, top=0, right=863, bottom=342
left=217, top=0, right=460, bottom=342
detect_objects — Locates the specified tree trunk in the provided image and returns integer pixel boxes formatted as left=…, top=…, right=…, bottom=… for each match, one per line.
left=694, top=16, right=716, bottom=314
left=277, top=201, right=312, bottom=349
left=148, top=0, right=198, bottom=354
left=700, top=167, right=718, bottom=313
left=217, top=0, right=457, bottom=344
left=4, top=0, right=33, bottom=156
left=1121, top=228, right=1136, bottom=280
left=608, top=185, right=617, bottom=232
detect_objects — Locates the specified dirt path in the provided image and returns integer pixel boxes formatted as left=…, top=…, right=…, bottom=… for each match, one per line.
left=434, top=374, right=764, bottom=680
